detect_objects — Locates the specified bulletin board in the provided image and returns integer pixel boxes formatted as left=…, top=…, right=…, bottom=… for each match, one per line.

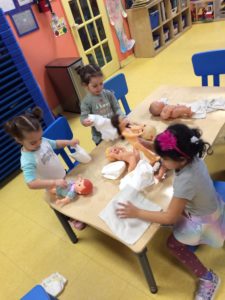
left=0, top=0, right=34, bottom=14
left=0, top=0, right=39, bottom=37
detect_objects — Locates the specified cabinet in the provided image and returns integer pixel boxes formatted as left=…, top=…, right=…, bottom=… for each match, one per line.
left=127, top=0, right=192, bottom=57
left=45, top=58, right=87, bottom=114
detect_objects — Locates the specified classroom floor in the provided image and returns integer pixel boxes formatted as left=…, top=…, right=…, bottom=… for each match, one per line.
left=1, top=21, right=225, bottom=300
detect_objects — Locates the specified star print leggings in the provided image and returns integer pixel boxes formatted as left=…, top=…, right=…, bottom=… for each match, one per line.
left=167, top=234, right=208, bottom=278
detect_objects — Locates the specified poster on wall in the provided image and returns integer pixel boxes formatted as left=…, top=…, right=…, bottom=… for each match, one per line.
left=10, top=8, right=39, bottom=37
left=0, top=0, right=16, bottom=13
left=17, top=0, right=33, bottom=6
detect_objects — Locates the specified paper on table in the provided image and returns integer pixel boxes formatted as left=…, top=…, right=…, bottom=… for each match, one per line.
left=99, top=185, right=161, bottom=245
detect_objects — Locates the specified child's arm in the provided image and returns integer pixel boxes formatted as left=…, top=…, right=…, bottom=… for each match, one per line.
left=27, top=178, right=67, bottom=190
left=80, top=99, right=93, bottom=126
left=108, top=91, right=124, bottom=115
left=56, top=138, right=79, bottom=149
left=116, top=196, right=187, bottom=225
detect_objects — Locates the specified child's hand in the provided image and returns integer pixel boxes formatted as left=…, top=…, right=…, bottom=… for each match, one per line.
left=54, top=179, right=68, bottom=189
left=116, top=201, right=139, bottom=219
left=82, top=118, right=93, bottom=127
left=70, top=138, right=79, bottom=147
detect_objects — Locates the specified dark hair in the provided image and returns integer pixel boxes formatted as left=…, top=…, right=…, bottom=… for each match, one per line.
left=4, top=106, right=43, bottom=140
left=77, top=63, right=103, bottom=85
left=154, top=123, right=213, bottom=161
left=111, top=114, right=122, bottom=136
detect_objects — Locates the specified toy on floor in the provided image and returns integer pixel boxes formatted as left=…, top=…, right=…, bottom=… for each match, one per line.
left=149, top=100, right=193, bottom=120
left=105, top=145, right=140, bottom=172
left=111, top=115, right=167, bottom=180
left=50, top=177, right=93, bottom=206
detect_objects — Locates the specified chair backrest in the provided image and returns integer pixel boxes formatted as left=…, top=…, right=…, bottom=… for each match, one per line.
left=104, top=73, right=131, bottom=115
left=43, top=116, right=79, bottom=173
left=192, top=49, right=225, bottom=86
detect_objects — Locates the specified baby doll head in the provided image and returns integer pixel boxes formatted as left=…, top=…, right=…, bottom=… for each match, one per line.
left=111, top=115, right=145, bottom=138
left=105, top=145, right=125, bottom=161
left=75, top=177, right=93, bottom=195
left=111, top=114, right=129, bottom=137
left=149, top=101, right=166, bottom=116
left=141, top=124, right=157, bottom=141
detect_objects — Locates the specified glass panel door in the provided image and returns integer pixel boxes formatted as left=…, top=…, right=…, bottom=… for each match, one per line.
left=62, top=0, right=120, bottom=77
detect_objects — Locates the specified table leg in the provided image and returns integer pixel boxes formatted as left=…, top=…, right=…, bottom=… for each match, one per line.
left=136, top=248, right=158, bottom=294
left=53, top=209, right=78, bottom=243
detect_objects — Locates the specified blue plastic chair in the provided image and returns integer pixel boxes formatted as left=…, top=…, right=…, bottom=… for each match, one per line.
left=213, top=180, right=225, bottom=202
left=43, top=116, right=79, bottom=173
left=20, top=285, right=57, bottom=300
left=104, top=73, right=131, bottom=115
left=192, top=49, right=225, bottom=86
left=43, top=116, right=79, bottom=243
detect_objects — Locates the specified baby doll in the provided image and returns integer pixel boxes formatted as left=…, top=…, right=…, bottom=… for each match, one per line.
left=51, top=177, right=93, bottom=206
left=110, top=115, right=167, bottom=181
left=111, top=115, right=160, bottom=164
left=149, top=101, right=193, bottom=120
left=105, top=145, right=140, bottom=172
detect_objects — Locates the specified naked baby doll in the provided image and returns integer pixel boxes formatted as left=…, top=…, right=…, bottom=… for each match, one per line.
left=149, top=101, right=193, bottom=120
left=110, top=115, right=167, bottom=180
left=50, top=177, right=93, bottom=206
left=105, top=145, right=140, bottom=172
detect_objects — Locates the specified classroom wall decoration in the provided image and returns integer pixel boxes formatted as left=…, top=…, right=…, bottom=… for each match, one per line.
left=10, top=8, right=39, bottom=37
left=105, top=0, right=135, bottom=53
left=0, top=0, right=39, bottom=37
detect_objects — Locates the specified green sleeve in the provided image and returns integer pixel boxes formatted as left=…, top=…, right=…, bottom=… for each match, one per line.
left=80, top=98, right=91, bottom=123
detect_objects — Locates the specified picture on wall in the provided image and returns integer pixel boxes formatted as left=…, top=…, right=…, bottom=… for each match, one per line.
left=10, top=8, right=39, bottom=37
left=17, top=0, right=33, bottom=6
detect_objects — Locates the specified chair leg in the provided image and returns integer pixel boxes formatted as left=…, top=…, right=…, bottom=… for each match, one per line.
left=53, top=209, right=78, bottom=243
left=136, top=248, right=158, bottom=294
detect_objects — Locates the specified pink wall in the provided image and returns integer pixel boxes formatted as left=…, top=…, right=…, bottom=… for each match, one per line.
left=6, top=1, right=133, bottom=110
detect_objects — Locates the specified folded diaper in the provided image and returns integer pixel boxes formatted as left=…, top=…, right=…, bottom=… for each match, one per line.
left=102, top=161, right=126, bottom=179
left=41, top=272, right=67, bottom=297
left=119, top=159, right=155, bottom=191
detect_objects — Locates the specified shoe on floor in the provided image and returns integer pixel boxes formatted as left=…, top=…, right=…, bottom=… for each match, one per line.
left=195, top=270, right=220, bottom=300
left=69, top=219, right=86, bottom=230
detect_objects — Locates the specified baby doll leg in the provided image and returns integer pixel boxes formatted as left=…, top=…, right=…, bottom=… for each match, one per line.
left=55, top=197, right=71, bottom=206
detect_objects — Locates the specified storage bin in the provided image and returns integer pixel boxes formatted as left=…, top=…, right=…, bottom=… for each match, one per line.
left=153, top=34, right=160, bottom=49
left=171, top=7, right=178, bottom=17
left=163, top=28, right=170, bottom=42
left=182, top=16, right=186, bottom=28
left=173, top=22, right=179, bottom=35
left=149, top=10, right=160, bottom=29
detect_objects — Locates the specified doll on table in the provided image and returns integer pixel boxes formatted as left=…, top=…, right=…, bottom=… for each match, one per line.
left=149, top=100, right=193, bottom=120
left=110, top=115, right=167, bottom=181
left=49, top=177, right=93, bottom=230
left=53, top=177, right=93, bottom=206
left=105, top=145, right=140, bottom=173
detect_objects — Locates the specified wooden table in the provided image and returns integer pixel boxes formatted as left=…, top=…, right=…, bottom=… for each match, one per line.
left=49, top=86, right=225, bottom=294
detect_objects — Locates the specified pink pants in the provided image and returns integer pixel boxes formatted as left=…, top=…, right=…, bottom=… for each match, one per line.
left=167, top=233, right=207, bottom=278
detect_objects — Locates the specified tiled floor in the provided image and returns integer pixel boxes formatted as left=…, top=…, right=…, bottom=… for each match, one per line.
left=1, top=21, right=225, bottom=299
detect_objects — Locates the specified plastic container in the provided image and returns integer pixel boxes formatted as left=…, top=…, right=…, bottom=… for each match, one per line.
left=173, top=22, right=179, bottom=35
left=163, top=28, right=170, bottom=42
left=153, top=34, right=160, bottom=49
left=149, top=10, right=160, bottom=29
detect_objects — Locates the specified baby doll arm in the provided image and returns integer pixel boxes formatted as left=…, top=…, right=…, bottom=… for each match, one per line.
left=160, top=105, right=174, bottom=120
